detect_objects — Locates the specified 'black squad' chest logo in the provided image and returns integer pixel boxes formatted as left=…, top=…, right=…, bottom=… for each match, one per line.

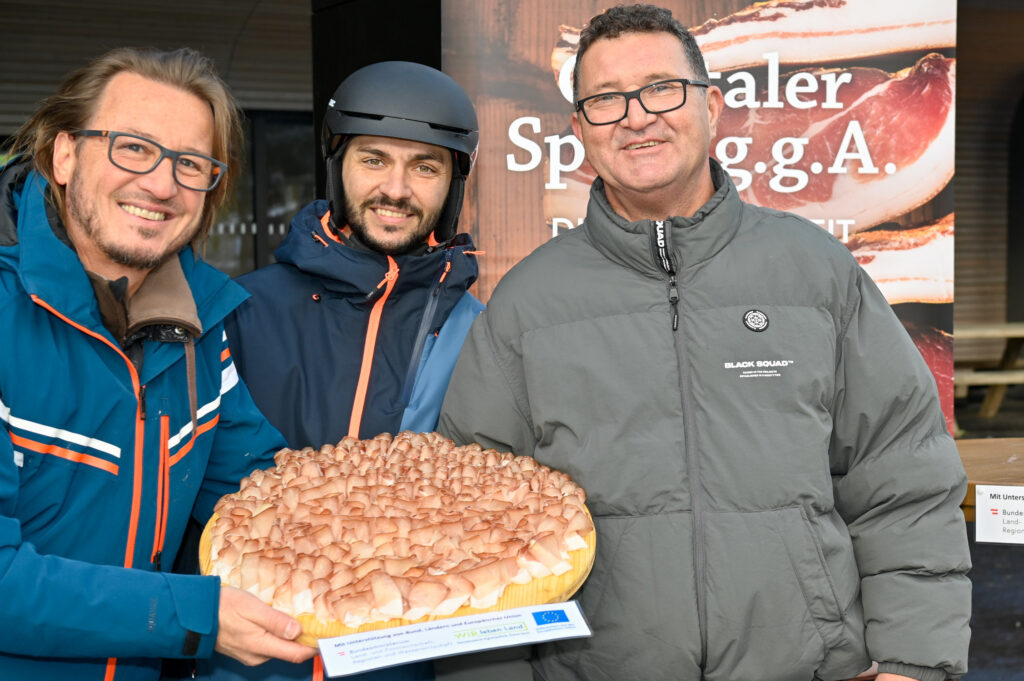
left=743, top=309, right=769, bottom=332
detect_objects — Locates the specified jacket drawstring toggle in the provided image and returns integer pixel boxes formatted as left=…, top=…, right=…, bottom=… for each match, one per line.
left=365, top=267, right=399, bottom=304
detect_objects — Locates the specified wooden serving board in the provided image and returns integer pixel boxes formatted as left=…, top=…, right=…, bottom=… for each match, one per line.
left=200, top=511, right=595, bottom=646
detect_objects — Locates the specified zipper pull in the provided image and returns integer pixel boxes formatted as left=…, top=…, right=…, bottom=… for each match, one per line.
left=365, top=272, right=392, bottom=303
left=139, top=384, right=147, bottom=420
left=365, top=258, right=400, bottom=303
left=365, top=285, right=385, bottom=304
left=668, top=275, right=680, bottom=331
left=652, top=220, right=680, bottom=330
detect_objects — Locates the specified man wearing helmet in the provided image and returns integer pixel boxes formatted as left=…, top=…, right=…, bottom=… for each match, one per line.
left=194, top=61, right=484, bottom=681
left=226, top=60, right=482, bottom=453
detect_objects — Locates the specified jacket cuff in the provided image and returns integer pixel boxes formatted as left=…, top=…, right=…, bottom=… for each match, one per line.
left=877, top=661, right=950, bottom=681
left=165, top=573, right=221, bottom=658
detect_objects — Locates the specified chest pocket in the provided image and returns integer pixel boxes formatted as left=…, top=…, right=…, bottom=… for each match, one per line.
left=684, top=304, right=837, bottom=505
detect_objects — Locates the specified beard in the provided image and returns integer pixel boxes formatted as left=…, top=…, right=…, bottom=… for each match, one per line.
left=65, top=172, right=196, bottom=271
left=344, top=193, right=444, bottom=256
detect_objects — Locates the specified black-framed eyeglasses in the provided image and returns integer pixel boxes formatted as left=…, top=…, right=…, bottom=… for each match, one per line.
left=575, top=78, right=710, bottom=126
left=71, top=129, right=227, bottom=192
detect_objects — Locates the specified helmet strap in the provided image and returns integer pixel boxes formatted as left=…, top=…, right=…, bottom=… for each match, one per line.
left=324, top=139, right=350, bottom=240
left=430, top=150, right=467, bottom=246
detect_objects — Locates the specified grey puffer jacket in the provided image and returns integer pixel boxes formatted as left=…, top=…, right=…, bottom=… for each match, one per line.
left=439, top=161, right=970, bottom=681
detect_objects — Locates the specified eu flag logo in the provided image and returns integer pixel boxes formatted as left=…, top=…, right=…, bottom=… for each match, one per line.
left=532, top=609, right=570, bottom=625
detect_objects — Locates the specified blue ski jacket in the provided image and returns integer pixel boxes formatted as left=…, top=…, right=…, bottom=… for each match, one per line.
left=0, top=160, right=286, bottom=681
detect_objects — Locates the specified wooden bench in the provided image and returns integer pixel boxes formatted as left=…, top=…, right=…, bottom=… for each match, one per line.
left=957, top=437, right=1024, bottom=522
left=954, top=322, right=1024, bottom=417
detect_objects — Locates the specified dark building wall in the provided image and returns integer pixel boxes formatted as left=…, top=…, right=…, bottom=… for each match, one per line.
left=954, top=0, right=1024, bottom=360
left=1008, top=96, right=1024, bottom=322
left=310, top=0, right=442, bottom=197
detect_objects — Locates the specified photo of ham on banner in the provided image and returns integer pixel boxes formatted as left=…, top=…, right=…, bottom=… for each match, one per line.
left=443, top=0, right=956, bottom=432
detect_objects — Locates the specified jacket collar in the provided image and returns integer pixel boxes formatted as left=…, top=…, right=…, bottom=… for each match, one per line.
left=582, top=158, right=744, bottom=279
left=8, top=164, right=239, bottom=342
left=88, top=256, right=203, bottom=343
left=273, top=200, right=480, bottom=299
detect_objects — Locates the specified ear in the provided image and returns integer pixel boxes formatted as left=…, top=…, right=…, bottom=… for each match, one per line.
left=570, top=110, right=583, bottom=143
left=705, top=85, right=725, bottom=139
left=51, top=131, right=76, bottom=187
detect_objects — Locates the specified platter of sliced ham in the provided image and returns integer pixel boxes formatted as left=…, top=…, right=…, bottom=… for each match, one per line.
left=200, top=431, right=595, bottom=645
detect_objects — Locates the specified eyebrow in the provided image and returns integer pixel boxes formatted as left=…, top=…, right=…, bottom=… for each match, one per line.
left=355, top=146, right=448, bottom=164
left=586, top=72, right=682, bottom=94
left=410, top=151, right=447, bottom=163
left=119, top=127, right=212, bottom=156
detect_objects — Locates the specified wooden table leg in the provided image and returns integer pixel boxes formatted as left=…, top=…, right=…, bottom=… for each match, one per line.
left=979, top=338, right=1024, bottom=418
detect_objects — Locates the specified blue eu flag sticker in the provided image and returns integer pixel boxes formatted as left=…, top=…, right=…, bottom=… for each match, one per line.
left=532, top=609, right=570, bottom=626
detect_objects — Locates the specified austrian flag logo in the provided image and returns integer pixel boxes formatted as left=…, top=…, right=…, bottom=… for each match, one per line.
left=743, top=309, right=769, bottom=332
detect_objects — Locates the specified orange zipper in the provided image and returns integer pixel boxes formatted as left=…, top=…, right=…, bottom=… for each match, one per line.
left=151, top=414, right=170, bottom=570
left=348, top=256, right=399, bottom=438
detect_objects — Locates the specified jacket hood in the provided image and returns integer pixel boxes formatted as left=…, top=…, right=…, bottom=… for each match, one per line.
left=584, top=158, right=744, bottom=279
left=0, top=157, right=33, bottom=247
left=272, top=199, right=480, bottom=298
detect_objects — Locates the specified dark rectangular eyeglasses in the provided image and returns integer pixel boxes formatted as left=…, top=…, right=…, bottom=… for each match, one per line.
left=71, top=129, right=227, bottom=192
left=575, top=78, right=710, bottom=125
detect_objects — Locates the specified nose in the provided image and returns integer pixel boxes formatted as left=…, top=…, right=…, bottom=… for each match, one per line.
left=378, top=165, right=412, bottom=200
left=135, top=157, right=180, bottom=198
left=621, top=95, right=655, bottom=130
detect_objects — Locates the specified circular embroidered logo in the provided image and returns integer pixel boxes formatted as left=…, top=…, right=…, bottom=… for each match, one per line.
left=743, top=309, right=769, bottom=332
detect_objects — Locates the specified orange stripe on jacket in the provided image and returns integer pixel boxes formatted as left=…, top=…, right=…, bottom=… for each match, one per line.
left=168, top=414, right=220, bottom=466
left=10, top=433, right=119, bottom=475
left=348, top=256, right=399, bottom=438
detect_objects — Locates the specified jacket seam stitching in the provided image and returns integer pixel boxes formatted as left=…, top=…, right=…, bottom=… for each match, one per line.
left=484, top=320, right=535, bottom=435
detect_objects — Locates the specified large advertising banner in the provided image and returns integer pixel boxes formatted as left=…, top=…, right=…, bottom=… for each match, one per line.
left=442, top=0, right=956, bottom=430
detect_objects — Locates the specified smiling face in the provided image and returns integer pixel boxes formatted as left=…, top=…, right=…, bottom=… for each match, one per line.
left=51, top=71, right=214, bottom=291
left=571, top=31, right=724, bottom=222
left=340, top=135, right=453, bottom=256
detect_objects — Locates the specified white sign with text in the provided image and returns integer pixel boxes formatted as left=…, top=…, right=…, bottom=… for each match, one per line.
left=975, top=485, right=1024, bottom=544
left=318, top=600, right=591, bottom=677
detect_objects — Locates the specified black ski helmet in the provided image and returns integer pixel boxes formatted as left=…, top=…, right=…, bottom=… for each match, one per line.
left=322, top=61, right=479, bottom=244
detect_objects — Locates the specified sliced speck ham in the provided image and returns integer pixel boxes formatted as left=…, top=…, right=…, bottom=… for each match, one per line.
left=202, top=431, right=595, bottom=644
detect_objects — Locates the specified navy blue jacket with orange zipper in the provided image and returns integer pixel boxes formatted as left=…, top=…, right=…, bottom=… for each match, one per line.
left=223, top=199, right=483, bottom=449
left=0, top=160, right=287, bottom=681
left=196, top=199, right=483, bottom=681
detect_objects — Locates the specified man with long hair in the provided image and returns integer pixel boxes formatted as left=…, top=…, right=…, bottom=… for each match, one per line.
left=0, top=47, right=316, bottom=680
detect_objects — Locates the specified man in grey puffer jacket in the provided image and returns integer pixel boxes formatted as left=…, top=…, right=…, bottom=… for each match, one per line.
left=437, top=5, right=970, bottom=681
